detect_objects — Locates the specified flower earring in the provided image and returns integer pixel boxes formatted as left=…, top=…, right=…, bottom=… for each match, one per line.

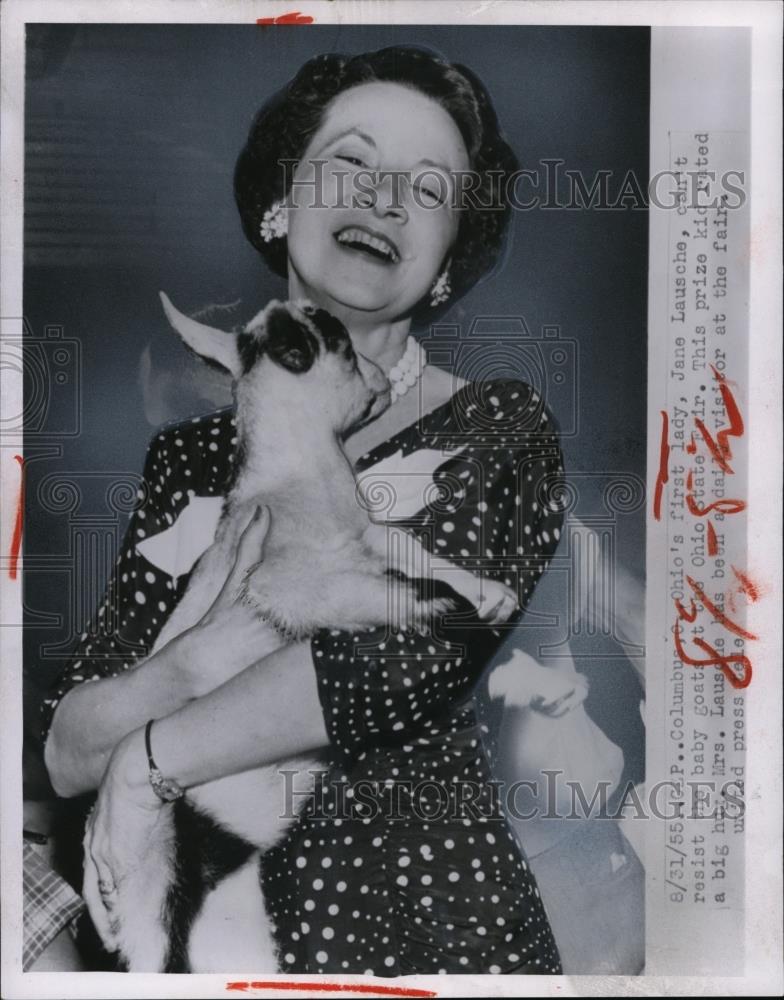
left=259, top=200, right=288, bottom=243
left=429, top=266, right=451, bottom=307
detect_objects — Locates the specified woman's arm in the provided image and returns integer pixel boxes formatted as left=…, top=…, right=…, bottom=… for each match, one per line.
left=45, top=503, right=280, bottom=797
left=83, top=638, right=329, bottom=944
left=44, top=629, right=201, bottom=798
left=113, top=639, right=328, bottom=795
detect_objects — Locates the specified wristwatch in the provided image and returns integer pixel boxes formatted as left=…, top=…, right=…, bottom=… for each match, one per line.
left=145, top=719, right=185, bottom=802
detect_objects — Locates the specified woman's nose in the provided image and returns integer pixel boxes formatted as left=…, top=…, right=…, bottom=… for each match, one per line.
left=364, top=172, right=409, bottom=224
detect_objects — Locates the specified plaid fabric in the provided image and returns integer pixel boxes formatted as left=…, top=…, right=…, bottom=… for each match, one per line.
left=23, top=840, right=85, bottom=971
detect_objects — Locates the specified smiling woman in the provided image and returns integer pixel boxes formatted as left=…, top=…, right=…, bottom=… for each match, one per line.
left=285, top=81, right=468, bottom=324
left=234, top=48, right=518, bottom=332
left=42, top=46, right=564, bottom=977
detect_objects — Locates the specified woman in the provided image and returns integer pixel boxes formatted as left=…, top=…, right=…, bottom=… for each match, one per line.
left=42, top=46, right=565, bottom=975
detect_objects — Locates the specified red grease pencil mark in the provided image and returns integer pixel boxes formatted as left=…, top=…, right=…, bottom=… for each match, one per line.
left=692, top=365, right=744, bottom=474
left=8, top=455, right=24, bottom=580
left=226, top=984, right=436, bottom=998
left=653, top=410, right=669, bottom=521
left=673, top=623, right=752, bottom=689
left=685, top=469, right=746, bottom=518
left=674, top=595, right=698, bottom=623
left=685, top=575, right=757, bottom=641
left=732, top=566, right=761, bottom=602
left=257, top=11, right=315, bottom=24
left=706, top=520, right=718, bottom=556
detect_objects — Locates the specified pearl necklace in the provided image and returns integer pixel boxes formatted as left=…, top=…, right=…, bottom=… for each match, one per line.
left=388, top=335, right=427, bottom=402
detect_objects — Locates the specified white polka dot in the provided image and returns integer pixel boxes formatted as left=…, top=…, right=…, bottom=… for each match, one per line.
left=134, top=591, right=146, bottom=605
left=322, top=927, right=334, bottom=940
left=316, top=950, right=328, bottom=964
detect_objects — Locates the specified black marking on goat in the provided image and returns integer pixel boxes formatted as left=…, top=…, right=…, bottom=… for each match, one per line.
left=236, top=329, right=265, bottom=375
left=265, top=307, right=321, bottom=374
left=162, top=800, right=257, bottom=973
left=306, top=306, right=354, bottom=356
left=384, top=568, right=462, bottom=607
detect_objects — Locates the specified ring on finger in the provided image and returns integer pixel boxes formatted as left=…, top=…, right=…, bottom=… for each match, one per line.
left=98, top=878, right=117, bottom=895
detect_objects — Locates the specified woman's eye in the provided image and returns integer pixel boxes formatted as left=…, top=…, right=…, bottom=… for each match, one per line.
left=336, top=154, right=366, bottom=167
left=415, top=184, right=446, bottom=207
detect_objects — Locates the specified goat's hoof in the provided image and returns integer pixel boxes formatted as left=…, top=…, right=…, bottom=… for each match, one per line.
left=475, top=581, right=518, bottom=623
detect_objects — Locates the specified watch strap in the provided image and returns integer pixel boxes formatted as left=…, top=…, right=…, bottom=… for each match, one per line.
left=144, top=719, right=185, bottom=803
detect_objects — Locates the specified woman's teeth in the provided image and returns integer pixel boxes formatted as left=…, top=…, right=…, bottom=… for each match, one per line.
left=335, top=228, right=399, bottom=263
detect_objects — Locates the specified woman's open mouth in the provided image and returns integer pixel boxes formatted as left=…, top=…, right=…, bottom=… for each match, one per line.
left=334, top=226, right=400, bottom=264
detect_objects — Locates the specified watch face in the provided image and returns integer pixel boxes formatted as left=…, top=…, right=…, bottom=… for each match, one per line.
left=150, top=768, right=185, bottom=802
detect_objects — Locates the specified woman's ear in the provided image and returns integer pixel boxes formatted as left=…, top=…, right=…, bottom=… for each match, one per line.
left=263, top=307, right=319, bottom=373
left=159, top=292, right=242, bottom=378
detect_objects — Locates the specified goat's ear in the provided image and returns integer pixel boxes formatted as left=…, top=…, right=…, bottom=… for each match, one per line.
left=264, top=306, right=319, bottom=374
left=159, top=292, right=242, bottom=378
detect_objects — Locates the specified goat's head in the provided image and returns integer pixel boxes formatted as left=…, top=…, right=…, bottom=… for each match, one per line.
left=159, top=293, right=391, bottom=435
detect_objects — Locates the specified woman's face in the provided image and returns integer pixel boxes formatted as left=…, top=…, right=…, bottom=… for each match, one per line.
left=286, top=81, right=470, bottom=327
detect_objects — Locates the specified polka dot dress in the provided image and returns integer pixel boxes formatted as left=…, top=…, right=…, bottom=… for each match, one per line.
left=42, top=378, right=564, bottom=976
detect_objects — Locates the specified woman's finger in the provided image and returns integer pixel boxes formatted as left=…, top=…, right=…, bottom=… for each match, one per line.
left=225, top=504, right=271, bottom=593
left=83, top=853, right=118, bottom=950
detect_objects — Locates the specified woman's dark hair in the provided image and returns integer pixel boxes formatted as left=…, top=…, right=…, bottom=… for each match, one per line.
left=234, top=46, right=519, bottom=324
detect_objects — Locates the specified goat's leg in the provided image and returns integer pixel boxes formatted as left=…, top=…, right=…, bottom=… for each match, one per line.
left=187, top=856, right=280, bottom=973
left=362, top=523, right=518, bottom=623
left=97, top=805, right=176, bottom=972
left=242, top=557, right=455, bottom=636
left=187, top=757, right=321, bottom=848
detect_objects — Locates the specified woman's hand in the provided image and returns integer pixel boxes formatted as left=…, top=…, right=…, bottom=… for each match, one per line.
left=82, top=728, right=169, bottom=953
left=178, top=504, right=286, bottom=699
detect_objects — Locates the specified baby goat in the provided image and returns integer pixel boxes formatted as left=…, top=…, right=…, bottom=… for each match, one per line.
left=90, top=296, right=517, bottom=974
